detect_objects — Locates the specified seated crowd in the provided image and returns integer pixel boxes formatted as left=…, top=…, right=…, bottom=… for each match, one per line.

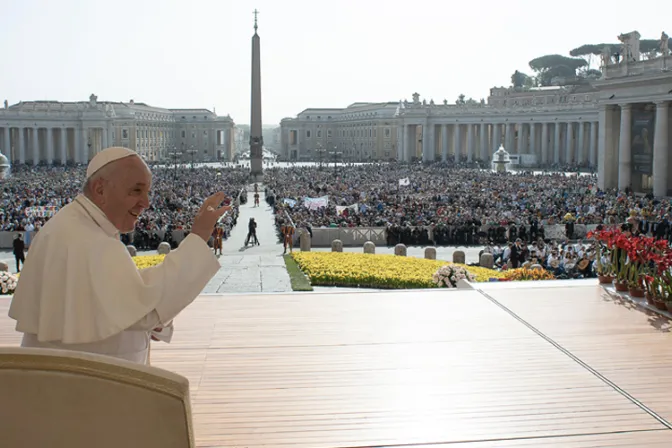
left=265, top=163, right=672, bottom=249
left=1, top=164, right=248, bottom=250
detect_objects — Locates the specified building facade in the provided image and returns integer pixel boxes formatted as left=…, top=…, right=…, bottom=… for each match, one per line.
left=281, top=89, right=601, bottom=167
left=280, top=102, right=401, bottom=162
left=280, top=30, right=672, bottom=195
left=0, top=94, right=236, bottom=164
left=595, top=37, right=672, bottom=196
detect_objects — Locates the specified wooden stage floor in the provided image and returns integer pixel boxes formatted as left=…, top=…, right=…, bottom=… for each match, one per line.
left=2, top=281, right=672, bottom=447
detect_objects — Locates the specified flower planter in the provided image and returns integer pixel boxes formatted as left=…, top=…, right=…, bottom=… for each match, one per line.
left=666, top=302, right=672, bottom=314
left=598, top=275, right=613, bottom=284
left=614, top=281, right=629, bottom=292
left=645, top=293, right=656, bottom=306
left=653, top=298, right=668, bottom=311
left=628, top=287, right=645, bottom=298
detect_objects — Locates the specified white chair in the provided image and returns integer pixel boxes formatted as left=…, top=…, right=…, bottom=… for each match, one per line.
left=0, top=347, right=195, bottom=448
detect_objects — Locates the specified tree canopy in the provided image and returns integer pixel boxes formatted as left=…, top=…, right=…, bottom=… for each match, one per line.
left=510, top=34, right=669, bottom=88
left=511, top=70, right=535, bottom=89
left=527, top=54, right=587, bottom=86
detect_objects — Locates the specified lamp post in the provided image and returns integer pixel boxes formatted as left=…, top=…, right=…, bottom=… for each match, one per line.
left=185, top=145, right=197, bottom=170
left=330, top=148, right=342, bottom=175
left=315, top=145, right=326, bottom=170
left=167, top=148, right=182, bottom=182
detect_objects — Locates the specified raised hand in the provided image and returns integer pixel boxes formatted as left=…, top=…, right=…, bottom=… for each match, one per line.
left=191, top=192, right=232, bottom=242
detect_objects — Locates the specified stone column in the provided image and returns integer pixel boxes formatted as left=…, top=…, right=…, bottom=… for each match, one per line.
left=406, top=124, right=414, bottom=161
left=653, top=101, right=669, bottom=197
left=18, top=127, right=25, bottom=164
left=441, top=124, right=449, bottom=162
left=493, top=124, right=502, bottom=152
left=47, top=128, right=54, bottom=164
left=479, top=123, right=487, bottom=161
left=102, top=126, right=108, bottom=150
left=515, top=124, right=524, bottom=154
left=541, top=123, right=549, bottom=165
left=589, top=122, right=597, bottom=167
left=553, top=122, right=561, bottom=164
left=3, top=127, right=10, bottom=159
left=565, top=122, right=574, bottom=164
left=466, top=124, right=474, bottom=162
left=81, top=126, right=88, bottom=163
left=397, top=125, right=404, bottom=161
left=598, top=106, right=620, bottom=190
left=576, top=122, right=585, bottom=166
left=422, top=122, right=431, bottom=162
left=453, top=124, right=461, bottom=163
left=505, top=123, right=514, bottom=151
left=529, top=123, right=536, bottom=158
left=618, top=104, right=632, bottom=189
left=60, top=127, right=67, bottom=164
left=32, top=127, right=39, bottom=165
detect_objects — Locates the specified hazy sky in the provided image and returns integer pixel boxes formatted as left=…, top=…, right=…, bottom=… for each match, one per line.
left=1, top=0, right=667, bottom=125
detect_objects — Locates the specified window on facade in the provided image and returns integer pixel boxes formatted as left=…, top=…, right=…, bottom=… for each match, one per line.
left=181, top=130, right=186, bottom=138
left=306, top=130, right=311, bottom=138
left=203, top=130, right=207, bottom=135
left=317, top=130, right=322, bottom=138
left=385, top=127, right=391, bottom=138
left=122, top=129, right=128, bottom=139
left=317, top=116, right=321, bottom=119
left=327, top=130, right=332, bottom=138
left=191, top=132, right=196, bottom=139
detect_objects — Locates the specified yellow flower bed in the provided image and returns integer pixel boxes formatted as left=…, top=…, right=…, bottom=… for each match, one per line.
left=133, top=255, right=165, bottom=269
left=292, top=252, right=506, bottom=289
left=504, top=267, right=555, bottom=281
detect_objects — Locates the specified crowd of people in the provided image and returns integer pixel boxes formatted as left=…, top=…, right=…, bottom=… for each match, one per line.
left=264, top=162, right=672, bottom=245
left=1, top=164, right=248, bottom=250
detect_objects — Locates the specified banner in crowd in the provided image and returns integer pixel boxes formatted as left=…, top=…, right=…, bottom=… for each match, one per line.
left=282, top=198, right=297, bottom=208
left=24, top=206, right=59, bottom=218
left=399, top=178, right=410, bottom=186
left=336, top=203, right=358, bottom=215
left=303, top=196, right=329, bottom=210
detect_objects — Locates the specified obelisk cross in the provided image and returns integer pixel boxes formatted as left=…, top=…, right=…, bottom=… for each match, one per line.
left=253, top=9, right=259, bottom=32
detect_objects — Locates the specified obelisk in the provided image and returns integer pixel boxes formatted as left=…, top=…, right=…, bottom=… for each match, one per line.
left=249, top=9, right=263, bottom=179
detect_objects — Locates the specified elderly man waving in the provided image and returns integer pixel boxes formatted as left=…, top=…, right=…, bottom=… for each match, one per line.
left=9, top=147, right=229, bottom=364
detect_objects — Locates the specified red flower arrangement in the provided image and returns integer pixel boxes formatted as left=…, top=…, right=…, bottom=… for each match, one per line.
left=589, top=228, right=672, bottom=302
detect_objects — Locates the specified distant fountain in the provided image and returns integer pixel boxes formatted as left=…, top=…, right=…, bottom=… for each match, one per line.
left=0, top=153, right=10, bottom=179
left=491, top=145, right=510, bottom=173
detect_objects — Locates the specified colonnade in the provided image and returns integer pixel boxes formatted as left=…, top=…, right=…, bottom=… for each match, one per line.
left=398, top=120, right=599, bottom=166
left=0, top=125, right=109, bottom=165
left=600, top=101, right=670, bottom=196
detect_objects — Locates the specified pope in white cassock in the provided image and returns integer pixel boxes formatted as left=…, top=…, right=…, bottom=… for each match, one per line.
left=8, top=147, right=230, bottom=364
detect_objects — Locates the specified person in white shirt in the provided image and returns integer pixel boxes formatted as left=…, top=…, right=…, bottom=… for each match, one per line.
left=8, top=147, right=230, bottom=364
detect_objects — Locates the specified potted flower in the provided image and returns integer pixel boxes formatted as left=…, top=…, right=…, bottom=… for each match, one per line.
left=588, top=229, right=616, bottom=284
left=432, top=265, right=476, bottom=288
left=612, top=232, right=631, bottom=292
left=0, top=271, right=18, bottom=295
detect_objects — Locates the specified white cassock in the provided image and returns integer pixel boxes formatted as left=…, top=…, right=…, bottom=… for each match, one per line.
left=8, top=194, right=220, bottom=364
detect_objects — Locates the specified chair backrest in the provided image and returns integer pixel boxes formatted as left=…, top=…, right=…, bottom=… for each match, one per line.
left=0, top=347, right=194, bottom=448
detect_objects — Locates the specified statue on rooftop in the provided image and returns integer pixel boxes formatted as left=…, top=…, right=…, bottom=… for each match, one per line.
left=661, top=31, right=670, bottom=56
left=412, top=92, right=420, bottom=104
left=3, top=100, right=7, bottom=109
left=600, top=46, right=611, bottom=67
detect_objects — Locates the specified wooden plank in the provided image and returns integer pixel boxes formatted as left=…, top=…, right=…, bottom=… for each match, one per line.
left=416, top=429, right=672, bottom=447
left=486, top=284, right=672, bottom=426
left=1, top=289, right=670, bottom=448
